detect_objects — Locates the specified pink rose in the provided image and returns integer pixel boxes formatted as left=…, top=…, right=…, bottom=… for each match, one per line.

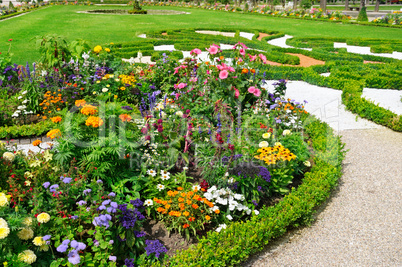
left=207, top=45, right=219, bottom=55
left=233, top=87, right=240, bottom=99
left=248, top=86, right=261, bottom=97
left=239, top=48, right=245, bottom=56
left=219, top=70, right=229, bottom=79
left=190, top=48, right=202, bottom=55
left=178, top=83, right=187, bottom=89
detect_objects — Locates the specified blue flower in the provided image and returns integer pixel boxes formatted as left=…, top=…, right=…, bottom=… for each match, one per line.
left=77, top=200, right=87, bottom=206
left=144, top=239, right=167, bottom=259
left=83, top=189, right=91, bottom=195
left=56, top=244, right=68, bottom=253
left=43, top=182, right=51, bottom=189
left=61, top=176, right=72, bottom=184
left=96, top=179, right=103, bottom=184
left=49, top=184, right=59, bottom=193
left=67, top=250, right=81, bottom=265
left=108, top=192, right=116, bottom=197
left=109, top=256, right=117, bottom=262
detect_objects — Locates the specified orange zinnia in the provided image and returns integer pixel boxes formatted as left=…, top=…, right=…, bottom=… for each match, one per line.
left=75, top=99, right=86, bottom=107
left=205, top=215, right=211, bottom=221
left=32, top=140, right=42, bottom=146
left=183, top=223, right=190, bottom=229
left=50, top=116, right=62, bottom=123
left=119, top=114, right=132, bottom=122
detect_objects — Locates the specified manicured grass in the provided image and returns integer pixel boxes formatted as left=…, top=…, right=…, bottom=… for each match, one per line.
left=1, top=5, right=402, bottom=64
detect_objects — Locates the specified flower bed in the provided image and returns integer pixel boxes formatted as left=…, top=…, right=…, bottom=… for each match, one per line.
left=0, top=33, right=346, bottom=266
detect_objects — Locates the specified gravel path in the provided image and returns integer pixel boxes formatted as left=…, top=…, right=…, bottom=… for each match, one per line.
left=244, top=127, right=402, bottom=266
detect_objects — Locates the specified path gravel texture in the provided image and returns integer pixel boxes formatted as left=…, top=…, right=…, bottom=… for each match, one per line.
left=244, top=127, right=402, bottom=266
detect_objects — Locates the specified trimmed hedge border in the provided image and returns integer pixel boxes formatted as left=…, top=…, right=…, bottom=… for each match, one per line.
left=165, top=116, right=346, bottom=266
left=0, top=4, right=49, bottom=21
left=0, top=120, right=55, bottom=140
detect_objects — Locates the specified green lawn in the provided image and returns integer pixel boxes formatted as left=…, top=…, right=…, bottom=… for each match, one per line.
left=1, top=5, right=402, bottom=64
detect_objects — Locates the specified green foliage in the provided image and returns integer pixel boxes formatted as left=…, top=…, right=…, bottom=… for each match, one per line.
left=357, top=6, right=368, bottom=22
left=300, top=0, right=312, bottom=9
left=0, top=120, right=55, bottom=139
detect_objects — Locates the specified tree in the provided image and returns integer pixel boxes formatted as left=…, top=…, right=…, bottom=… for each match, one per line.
left=320, top=0, right=327, bottom=12
left=345, top=0, right=349, bottom=11
left=374, top=0, right=380, bottom=12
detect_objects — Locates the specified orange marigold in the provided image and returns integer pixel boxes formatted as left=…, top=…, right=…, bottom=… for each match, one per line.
left=46, top=129, right=61, bottom=139
left=157, top=207, right=165, bottom=213
left=177, top=187, right=183, bottom=191
left=183, top=223, right=190, bottom=229
left=32, top=140, right=42, bottom=146
left=81, top=105, right=98, bottom=115
left=75, top=99, right=86, bottom=107
left=205, top=215, right=211, bottom=221
left=119, top=114, right=132, bottom=122
left=85, top=116, right=104, bottom=128
left=189, top=217, right=195, bottom=222
left=183, top=211, right=190, bottom=217
left=50, top=116, right=62, bottom=123
left=178, top=198, right=184, bottom=203
left=192, top=204, right=199, bottom=209
left=214, top=209, right=220, bottom=214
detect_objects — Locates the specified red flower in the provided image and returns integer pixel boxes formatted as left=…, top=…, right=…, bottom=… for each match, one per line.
left=228, top=144, right=234, bottom=151
left=8, top=39, right=12, bottom=41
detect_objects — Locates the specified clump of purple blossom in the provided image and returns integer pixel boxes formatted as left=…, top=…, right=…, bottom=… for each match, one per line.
left=258, top=166, right=271, bottom=183
left=144, top=239, right=168, bottom=259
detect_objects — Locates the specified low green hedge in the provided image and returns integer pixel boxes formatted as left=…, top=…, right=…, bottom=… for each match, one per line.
left=0, top=120, right=55, bottom=139
left=168, top=116, right=345, bottom=266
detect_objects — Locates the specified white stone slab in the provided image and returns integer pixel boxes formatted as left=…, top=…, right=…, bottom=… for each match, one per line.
left=239, top=32, right=255, bottom=40
left=334, top=42, right=402, bottom=60
left=154, top=45, right=175, bottom=51
left=362, top=88, right=402, bottom=115
left=195, top=30, right=235, bottom=37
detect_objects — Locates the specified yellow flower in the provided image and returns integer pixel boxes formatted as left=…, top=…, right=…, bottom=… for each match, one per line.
left=283, top=130, right=291, bottom=136
left=0, top=193, right=9, bottom=207
left=23, top=217, right=33, bottom=226
left=120, top=87, right=126, bottom=91
left=32, top=140, right=42, bottom=146
left=50, top=116, right=62, bottom=123
left=81, top=105, right=98, bottom=115
left=105, top=48, right=111, bottom=52
left=262, top=133, right=271, bottom=139
left=18, top=250, right=37, bottom=264
left=93, top=45, right=102, bottom=53
left=0, top=218, right=10, bottom=239
left=17, top=228, right=34, bottom=240
left=33, top=236, right=45, bottom=246
left=46, top=129, right=61, bottom=139
left=2, top=152, right=15, bottom=162
left=75, top=99, right=86, bottom=107
left=85, top=116, right=104, bottom=128
left=37, top=212, right=50, bottom=223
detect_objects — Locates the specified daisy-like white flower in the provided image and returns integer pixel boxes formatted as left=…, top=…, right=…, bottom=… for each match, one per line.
left=226, top=214, right=233, bottom=221
left=160, top=170, right=170, bottom=175
left=157, top=184, right=165, bottom=191
left=303, top=161, right=311, bottom=167
left=192, top=185, right=200, bottom=191
left=228, top=177, right=235, bottom=184
left=215, top=224, right=227, bottom=233
left=161, top=173, right=170, bottom=181
left=147, top=169, right=157, bottom=177
left=144, top=199, right=153, bottom=206
left=253, top=210, right=260, bottom=215
left=183, top=167, right=188, bottom=171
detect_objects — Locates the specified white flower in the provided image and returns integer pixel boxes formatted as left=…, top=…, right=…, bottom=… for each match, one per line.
left=245, top=208, right=252, bottom=215
left=253, top=210, right=260, bottom=215
left=21, top=90, right=27, bottom=95
left=233, top=194, right=244, bottom=201
left=226, top=214, right=233, bottom=221
left=147, top=169, right=156, bottom=177
left=228, top=177, right=235, bottom=184
left=192, top=185, right=200, bottom=191
left=229, top=203, right=237, bottom=211
left=102, top=88, right=108, bottom=93
left=216, top=197, right=228, bottom=206
left=128, top=57, right=135, bottom=65
left=161, top=111, right=167, bottom=119
left=303, top=161, right=311, bottom=167
left=204, top=192, right=213, bottom=200
left=22, top=99, right=29, bottom=104
left=224, top=172, right=229, bottom=177
left=144, top=199, right=153, bottom=206
left=176, top=111, right=183, bottom=117
left=259, top=141, right=268, bottom=148
left=157, top=184, right=165, bottom=191
left=160, top=170, right=170, bottom=176
left=215, top=224, right=227, bottom=233
left=183, top=167, right=188, bottom=171
left=161, top=174, right=170, bottom=181
left=283, top=129, right=291, bottom=136
left=18, top=96, right=23, bottom=100
left=262, top=132, right=271, bottom=139
left=82, top=52, right=90, bottom=61
left=12, top=113, right=19, bottom=118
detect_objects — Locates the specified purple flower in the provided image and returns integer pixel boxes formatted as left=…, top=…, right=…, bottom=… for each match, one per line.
left=77, top=242, right=86, bottom=251
left=70, top=240, right=78, bottom=249
left=93, top=239, right=99, bottom=247
left=62, top=239, right=70, bottom=245
left=93, top=214, right=112, bottom=228
left=56, top=244, right=68, bottom=253
left=134, top=231, right=146, bottom=238
left=144, top=239, right=168, bottom=259
left=71, top=215, right=79, bottom=220
left=110, top=202, right=118, bottom=208
left=61, top=177, right=72, bottom=184
left=257, top=186, right=263, bottom=192
left=109, top=256, right=117, bottom=262
left=130, top=198, right=143, bottom=208
left=258, top=166, right=271, bottom=183
left=102, top=200, right=111, bottom=206
left=109, top=240, right=114, bottom=245
left=122, top=105, right=133, bottom=111
left=43, top=235, right=51, bottom=241
left=275, top=119, right=282, bottom=123
left=77, top=200, right=87, bottom=206
left=49, top=184, right=59, bottom=193
left=96, top=179, right=103, bottom=184
left=83, top=189, right=91, bottom=195
left=125, top=258, right=135, bottom=267
left=43, top=182, right=51, bottom=189
left=67, top=250, right=81, bottom=265
left=98, top=205, right=106, bottom=211
left=118, top=204, right=145, bottom=229
left=252, top=200, right=258, bottom=207
left=108, top=192, right=116, bottom=197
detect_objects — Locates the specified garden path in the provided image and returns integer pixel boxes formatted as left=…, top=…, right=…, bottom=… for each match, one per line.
left=244, top=126, right=402, bottom=266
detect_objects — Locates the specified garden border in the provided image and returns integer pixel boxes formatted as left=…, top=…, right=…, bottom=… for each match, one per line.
left=165, top=116, right=345, bottom=266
